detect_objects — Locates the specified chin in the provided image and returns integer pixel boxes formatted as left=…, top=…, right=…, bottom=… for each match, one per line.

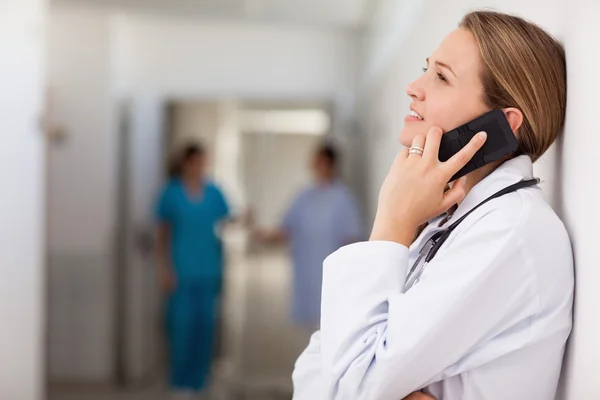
left=399, top=127, right=418, bottom=147
left=399, top=124, right=433, bottom=147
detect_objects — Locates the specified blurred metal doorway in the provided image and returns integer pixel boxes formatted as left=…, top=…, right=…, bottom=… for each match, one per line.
left=113, top=95, right=168, bottom=388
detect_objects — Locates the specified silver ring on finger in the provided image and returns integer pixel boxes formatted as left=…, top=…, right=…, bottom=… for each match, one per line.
left=409, top=146, right=424, bottom=156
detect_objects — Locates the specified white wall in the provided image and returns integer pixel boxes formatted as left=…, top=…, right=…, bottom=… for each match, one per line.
left=170, top=102, right=221, bottom=161
left=47, top=6, right=116, bottom=254
left=555, top=1, right=600, bottom=398
left=47, top=5, right=116, bottom=381
left=0, top=0, right=46, bottom=398
left=358, top=0, right=597, bottom=398
left=113, top=14, right=358, bottom=99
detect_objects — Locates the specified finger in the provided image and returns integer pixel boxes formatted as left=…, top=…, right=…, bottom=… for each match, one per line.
left=408, top=134, right=426, bottom=158
left=423, top=126, right=443, bottom=161
left=386, top=150, right=408, bottom=177
left=439, top=176, right=467, bottom=211
left=443, top=131, right=487, bottom=179
left=395, top=146, right=409, bottom=163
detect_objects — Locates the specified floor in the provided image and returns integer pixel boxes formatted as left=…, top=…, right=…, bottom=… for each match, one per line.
left=48, top=234, right=312, bottom=400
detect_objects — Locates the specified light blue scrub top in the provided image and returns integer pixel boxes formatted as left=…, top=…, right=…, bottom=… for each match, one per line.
left=283, top=181, right=362, bottom=325
left=156, top=179, right=230, bottom=280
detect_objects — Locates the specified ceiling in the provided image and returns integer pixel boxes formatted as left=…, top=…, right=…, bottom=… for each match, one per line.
left=53, top=0, right=372, bottom=29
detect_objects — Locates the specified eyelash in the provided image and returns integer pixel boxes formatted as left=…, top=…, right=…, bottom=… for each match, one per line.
left=422, top=67, right=448, bottom=83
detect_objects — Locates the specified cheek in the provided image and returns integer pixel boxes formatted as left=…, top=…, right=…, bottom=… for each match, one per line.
left=399, top=98, right=456, bottom=146
left=427, top=99, right=487, bottom=135
left=399, top=105, right=448, bottom=147
left=399, top=88, right=487, bottom=146
left=426, top=100, right=459, bottom=132
left=434, top=92, right=489, bottom=131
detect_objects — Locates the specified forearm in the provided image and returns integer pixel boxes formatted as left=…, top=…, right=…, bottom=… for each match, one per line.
left=255, top=228, right=288, bottom=245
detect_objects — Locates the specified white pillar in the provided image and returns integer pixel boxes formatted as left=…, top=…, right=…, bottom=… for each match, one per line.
left=0, top=0, right=46, bottom=399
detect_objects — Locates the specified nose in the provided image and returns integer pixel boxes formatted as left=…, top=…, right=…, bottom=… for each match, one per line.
left=406, top=76, right=425, bottom=101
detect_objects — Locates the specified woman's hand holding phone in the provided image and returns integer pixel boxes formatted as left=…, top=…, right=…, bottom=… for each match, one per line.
left=370, top=126, right=487, bottom=247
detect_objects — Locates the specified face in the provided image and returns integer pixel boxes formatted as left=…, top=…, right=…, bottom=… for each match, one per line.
left=183, top=154, right=205, bottom=179
left=400, top=28, right=491, bottom=147
left=311, top=153, right=334, bottom=181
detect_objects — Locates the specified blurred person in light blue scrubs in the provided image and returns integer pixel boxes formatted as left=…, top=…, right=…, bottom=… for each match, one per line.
left=155, top=143, right=230, bottom=399
left=254, top=143, right=363, bottom=328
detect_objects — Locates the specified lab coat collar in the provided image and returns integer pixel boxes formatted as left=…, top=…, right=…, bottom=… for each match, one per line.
left=440, top=155, right=535, bottom=227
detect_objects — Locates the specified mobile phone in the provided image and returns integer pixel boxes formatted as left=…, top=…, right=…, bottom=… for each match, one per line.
left=438, top=109, right=518, bottom=182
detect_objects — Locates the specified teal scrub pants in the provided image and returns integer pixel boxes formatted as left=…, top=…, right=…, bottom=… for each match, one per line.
left=166, top=278, right=220, bottom=391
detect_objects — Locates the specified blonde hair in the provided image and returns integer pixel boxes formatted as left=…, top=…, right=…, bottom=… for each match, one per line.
left=460, top=11, right=567, bottom=162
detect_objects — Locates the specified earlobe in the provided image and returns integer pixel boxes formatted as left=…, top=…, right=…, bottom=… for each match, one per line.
left=503, top=108, right=524, bottom=137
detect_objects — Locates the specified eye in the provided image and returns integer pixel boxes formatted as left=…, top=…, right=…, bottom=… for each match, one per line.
left=422, top=67, right=428, bottom=73
left=437, top=72, right=448, bottom=82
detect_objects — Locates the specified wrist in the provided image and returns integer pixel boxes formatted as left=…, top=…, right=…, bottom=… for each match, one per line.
left=370, top=216, right=417, bottom=247
left=369, top=230, right=414, bottom=247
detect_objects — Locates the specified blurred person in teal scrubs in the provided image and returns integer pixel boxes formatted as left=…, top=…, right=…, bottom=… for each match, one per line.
left=155, top=143, right=230, bottom=399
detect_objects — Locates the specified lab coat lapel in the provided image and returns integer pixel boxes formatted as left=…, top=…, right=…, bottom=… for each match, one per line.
left=439, top=155, right=535, bottom=229
left=408, top=156, right=535, bottom=267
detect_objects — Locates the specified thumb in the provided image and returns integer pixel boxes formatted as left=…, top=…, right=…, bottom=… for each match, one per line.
left=440, top=176, right=467, bottom=212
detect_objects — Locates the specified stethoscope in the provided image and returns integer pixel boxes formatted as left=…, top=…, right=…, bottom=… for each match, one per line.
left=403, top=178, right=540, bottom=291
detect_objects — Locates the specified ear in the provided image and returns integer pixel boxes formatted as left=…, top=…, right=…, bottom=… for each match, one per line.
left=503, top=107, right=523, bottom=137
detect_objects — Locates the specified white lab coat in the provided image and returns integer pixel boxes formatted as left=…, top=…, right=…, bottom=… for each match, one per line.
left=292, top=156, right=574, bottom=400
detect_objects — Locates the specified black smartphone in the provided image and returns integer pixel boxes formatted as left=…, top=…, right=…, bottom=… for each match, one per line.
left=438, top=109, right=518, bottom=182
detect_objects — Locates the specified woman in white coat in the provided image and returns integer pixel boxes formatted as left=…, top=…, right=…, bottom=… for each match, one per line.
left=292, top=11, right=573, bottom=400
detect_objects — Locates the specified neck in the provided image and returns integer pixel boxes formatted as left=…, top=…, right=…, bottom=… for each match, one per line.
left=317, top=175, right=335, bottom=185
left=182, top=174, right=201, bottom=186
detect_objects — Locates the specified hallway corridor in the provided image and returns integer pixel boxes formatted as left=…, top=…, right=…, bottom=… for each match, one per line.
left=49, top=238, right=311, bottom=400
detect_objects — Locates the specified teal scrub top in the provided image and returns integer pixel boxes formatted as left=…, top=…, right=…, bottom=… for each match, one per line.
left=156, top=179, right=230, bottom=280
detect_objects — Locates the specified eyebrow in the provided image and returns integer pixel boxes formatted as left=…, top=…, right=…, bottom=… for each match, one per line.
left=426, top=58, right=457, bottom=78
